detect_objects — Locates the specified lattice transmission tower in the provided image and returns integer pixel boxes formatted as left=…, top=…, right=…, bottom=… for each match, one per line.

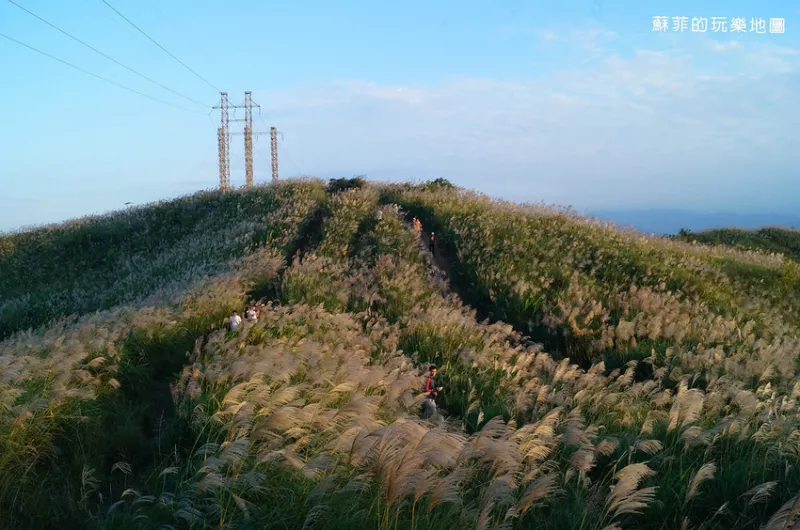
left=270, top=127, right=278, bottom=181
left=230, top=91, right=264, bottom=188
left=243, top=92, right=255, bottom=187
left=213, top=91, right=271, bottom=190
left=212, top=92, right=231, bottom=191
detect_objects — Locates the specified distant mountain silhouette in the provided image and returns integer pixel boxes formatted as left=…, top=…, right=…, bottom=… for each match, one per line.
left=585, top=209, right=800, bottom=236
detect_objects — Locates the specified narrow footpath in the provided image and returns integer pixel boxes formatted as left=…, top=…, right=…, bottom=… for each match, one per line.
left=404, top=215, right=532, bottom=349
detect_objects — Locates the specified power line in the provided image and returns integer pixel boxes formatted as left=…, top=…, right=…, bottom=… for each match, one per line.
left=5, top=0, right=208, bottom=108
left=99, top=0, right=220, bottom=93
left=279, top=138, right=305, bottom=177
left=0, top=31, right=202, bottom=113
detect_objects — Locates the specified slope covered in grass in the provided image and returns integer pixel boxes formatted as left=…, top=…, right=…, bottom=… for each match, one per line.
left=0, top=180, right=326, bottom=528
left=675, top=227, right=800, bottom=263
left=3, top=180, right=800, bottom=530
left=0, top=182, right=327, bottom=339
left=385, top=185, right=800, bottom=360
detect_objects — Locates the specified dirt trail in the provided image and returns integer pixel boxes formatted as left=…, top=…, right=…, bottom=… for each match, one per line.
left=421, top=230, right=449, bottom=280
left=411, top=221, right=488, bottom=316
left=415, top=228, right=453, bottom=299
left=416, top=226, right=484, bottom=316
left=406, top=217, right=531, bottom=349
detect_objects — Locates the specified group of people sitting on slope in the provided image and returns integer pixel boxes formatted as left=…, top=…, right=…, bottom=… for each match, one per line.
left=227, top=301, right=265, bottom=330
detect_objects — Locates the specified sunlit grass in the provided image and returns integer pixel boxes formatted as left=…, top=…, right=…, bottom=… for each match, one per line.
left=3, top=180, right=800, bottom=529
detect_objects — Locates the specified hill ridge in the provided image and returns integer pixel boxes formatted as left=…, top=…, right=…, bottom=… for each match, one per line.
left=1, top=179, right=800, bottom=530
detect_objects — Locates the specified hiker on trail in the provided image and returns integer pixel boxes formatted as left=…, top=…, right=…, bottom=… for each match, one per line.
left=413, top=217, right=422, bottom=235
left=422, top=365, right=443, bottom=418
left=429, top=232, right=435, bottom=254
left=376, top=209, right=383, bottom=221
left=229, top=311, right=242, bottom=330
left=246, top=306, right=257, bottom=322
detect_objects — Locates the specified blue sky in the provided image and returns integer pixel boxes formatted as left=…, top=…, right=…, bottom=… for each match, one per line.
left=0, top=0, right=798, bottom=231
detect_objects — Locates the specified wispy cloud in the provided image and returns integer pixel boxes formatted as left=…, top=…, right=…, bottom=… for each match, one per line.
left=710, top=39, right=742, bottom=52
left=538, top=30, right=557, bottom=41
left=254, top=30, right=800, bottom=211
left=569, top=28, right=619, bottom=57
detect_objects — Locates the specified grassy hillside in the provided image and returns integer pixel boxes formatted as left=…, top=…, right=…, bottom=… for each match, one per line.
left=2, top=179, right=800, bottom=530
left=0, top=182, right=327, bottom=340
left=675, top=227, right=800, bottom=263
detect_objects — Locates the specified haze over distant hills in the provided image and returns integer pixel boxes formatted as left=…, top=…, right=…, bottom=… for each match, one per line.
left=586, top=209, right=800, bottom=236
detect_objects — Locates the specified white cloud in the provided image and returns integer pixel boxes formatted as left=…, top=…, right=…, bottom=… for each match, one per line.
left=710, top=40, right=742, bottom=52
left=255, top=32, right=800, bottom=211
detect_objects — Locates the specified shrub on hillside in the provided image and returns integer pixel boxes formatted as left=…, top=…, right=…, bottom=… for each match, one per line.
left=327, top=177, right=366, bottom=194
left=420, top=177, right=455, bottom=191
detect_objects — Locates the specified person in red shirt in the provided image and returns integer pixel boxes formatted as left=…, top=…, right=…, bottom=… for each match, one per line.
left=422, top=365, right=443, bottom=418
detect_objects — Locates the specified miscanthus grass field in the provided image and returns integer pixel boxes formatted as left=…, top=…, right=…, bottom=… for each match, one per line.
left=1, top=178, right=800, bottom=530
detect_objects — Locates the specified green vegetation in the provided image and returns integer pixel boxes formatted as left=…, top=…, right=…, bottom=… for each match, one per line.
left=676, top=227, right=800, bottom=262
left=2, top=179, right=800, bottom=530
left=327, top=176, right=367, bottom=194
left=0, top=182, right=327, bottom=339
left=421, top=177, right=456, bottom=191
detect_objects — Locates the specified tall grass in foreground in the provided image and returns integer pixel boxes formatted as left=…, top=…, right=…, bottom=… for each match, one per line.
left=0, top=182, right=324, bottom=528
left=5, top=181, right=800, bottom=529
left=94, top=198, right=568, bottom=529
left=94, top=191, right=800, bottom=530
